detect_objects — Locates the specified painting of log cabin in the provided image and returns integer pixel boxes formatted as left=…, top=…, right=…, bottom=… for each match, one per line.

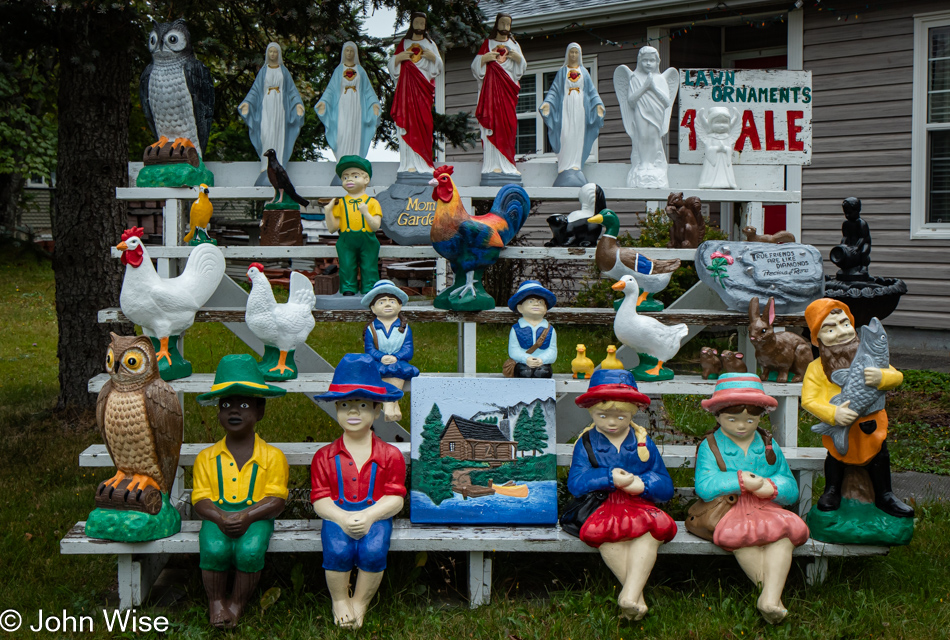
left=410, top=377, right=558, bottom=525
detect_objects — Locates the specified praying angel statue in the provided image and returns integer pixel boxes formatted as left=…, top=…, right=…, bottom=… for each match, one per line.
left=696, top=107, right=741, bottom=189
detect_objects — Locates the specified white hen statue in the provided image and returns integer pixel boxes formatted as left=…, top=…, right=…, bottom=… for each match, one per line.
left=245, top=263, right=316, bottom=380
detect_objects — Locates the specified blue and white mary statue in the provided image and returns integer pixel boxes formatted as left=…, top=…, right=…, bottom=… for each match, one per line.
left=316, top=42, right=381, bottom=168
left=540, top=43, right=605, bottom=187
left=239, top=42, right=306, bottom=186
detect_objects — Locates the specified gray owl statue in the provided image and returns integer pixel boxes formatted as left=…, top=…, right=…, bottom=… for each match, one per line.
left=139, top=19, right=215, bottom=158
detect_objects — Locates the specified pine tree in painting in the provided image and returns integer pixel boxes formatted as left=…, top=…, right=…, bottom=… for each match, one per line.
left=513, top=406, right=541, bottom=457
left=419, top=403, right=444, bottom=464
left=528, top=403, right=549, bottom=456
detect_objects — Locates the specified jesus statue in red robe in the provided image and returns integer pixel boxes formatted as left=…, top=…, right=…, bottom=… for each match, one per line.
left=472, top=13, right=526, bottom=180
left=387, top=13, right=443, bottom=176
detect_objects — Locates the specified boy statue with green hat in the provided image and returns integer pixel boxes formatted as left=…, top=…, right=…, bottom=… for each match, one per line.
left=192, top=354, right=289, bottom=629
left=324, top=155, right=382, bottom=295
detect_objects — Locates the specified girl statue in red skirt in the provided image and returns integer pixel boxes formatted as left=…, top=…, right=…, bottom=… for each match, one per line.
left=567, top=369, right=676, bottom=620
left=696, top=373, right=809, bottom=624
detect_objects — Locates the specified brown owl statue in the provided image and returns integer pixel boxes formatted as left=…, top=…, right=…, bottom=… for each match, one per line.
left=92, top=333, right=183, bottom=532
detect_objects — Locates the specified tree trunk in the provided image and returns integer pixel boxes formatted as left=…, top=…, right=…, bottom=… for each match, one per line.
left=52, top=7, right=135, bottom=412
left=0, top=173, right=25, bottom=231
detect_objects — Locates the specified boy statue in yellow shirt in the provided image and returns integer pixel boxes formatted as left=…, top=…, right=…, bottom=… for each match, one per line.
left=324, top=156, right=382, bottom=295
left=192, top=355, right=289, bottom=628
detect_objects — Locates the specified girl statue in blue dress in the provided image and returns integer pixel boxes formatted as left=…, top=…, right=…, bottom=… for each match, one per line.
left=361, top=280, right=419, bottom=422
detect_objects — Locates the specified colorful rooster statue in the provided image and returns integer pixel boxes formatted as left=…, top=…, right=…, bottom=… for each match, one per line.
left=429, top=165, right=530, bottom=310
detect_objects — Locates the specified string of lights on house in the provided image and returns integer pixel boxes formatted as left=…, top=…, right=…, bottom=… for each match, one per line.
left=515, top=1, right=890, bottom=49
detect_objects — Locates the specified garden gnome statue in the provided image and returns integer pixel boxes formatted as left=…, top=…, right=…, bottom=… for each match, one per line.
left=192, top=355, right=289, bottom=629
left=323, top=156, right=382, bottom=295
left=311, top=354, right=407, bottom=629
left=564, top=370, right=676, bottom=620
left=388, top=12, right=443, bottom=180
left=505, top=280, right=558, bottom=378
left=472, top=13, right=526, bottom=184
left=88, top=334, right=183, bottom=543
left=317, top=42, right=381, bottom=173
left=693, top=373, right=809, bottom=624
left=614, top=46, right=679, bottom=188
left=829, top=197, right=872, bottom=282
left=696, top=107, right=741, bottom=189
left=239, top=42, right=306, bottom=187
left=361, top=280, right=420, bottom=422
left=540, top=43, right=605, bottom=187
left=801, top=299, right=915, bottom=545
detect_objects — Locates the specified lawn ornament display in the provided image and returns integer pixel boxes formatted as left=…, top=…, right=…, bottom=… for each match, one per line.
left=544, top=183, right=604, bottom=248
left=324, top=156, right=382, bottom=296
left=612, top=275, right=688, bottom=381
left=239, top=42, right=305, bottom=186
left=317, top=42, right=380, bottom=172
left=137, top=19, right=214, bottom=188
left=361, top=280, right=420, bottom=422
left=193, top=355, right=289, bottom=629
left=410, top=376, right=558, bottom=525
left=117, top=227, right=226, bottom=380
left=87, top=333, right=183, bottom=542
left=614, top=46, right=678, bottom=188
left=748, top=297, right=813, bottom=383
left=473, top=13, right=526, bottom=184
left=742, top=226, right=796, bottom=244
left=540, top=43, right=605, bottom=187
left=700, top=346, right=722, bottom=380
left=588, top=209, right=681, bottom=311
left=801, top=299, right=914, bottom=546
left=572, top=344, right=595, bottom=379
left=504, top=281, right=557, bottom=379
left=429, top=165, right=530, bottom=310
left=696, top=107, right=741, bottom=189
left=666, top=192, right=705, bottom=249
left=184, top=183, right=215, bottom=245
left=245, top=264, right=316, bottom=381
left=388, top=12, right=443, bottom=179
left=694, top=373, right=809, bottom=625
left=311, top=354, right=407, bottom=629
left=566, top=369, right=675, bottom=621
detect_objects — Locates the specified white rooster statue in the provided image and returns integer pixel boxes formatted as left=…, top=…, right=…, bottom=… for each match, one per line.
left=117, top=227, right=226, bottom=381
left=245, top=263, right=316, bottom=380
left=612, top=275, right=688, bottom=381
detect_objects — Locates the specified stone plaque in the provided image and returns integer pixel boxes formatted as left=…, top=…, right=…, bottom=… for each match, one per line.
left=377, top=183, right=434, bottom=245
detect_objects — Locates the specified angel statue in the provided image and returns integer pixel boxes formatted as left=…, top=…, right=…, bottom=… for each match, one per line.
left=697, top=107, right=741, bottom=189
left=540, top=43, right=605, bottom=187
left=614, top=46, right=679, bottom=188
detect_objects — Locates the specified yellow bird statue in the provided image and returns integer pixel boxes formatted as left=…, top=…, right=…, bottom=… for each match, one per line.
left=600, top=344, right=625, bottom=370
left=183, top=183, right=215, bottom=245
left=572, top=344, right=595, bottom=379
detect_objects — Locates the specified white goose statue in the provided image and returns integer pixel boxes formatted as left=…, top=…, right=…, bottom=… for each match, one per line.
left=612, top=275, right=688, bottom=381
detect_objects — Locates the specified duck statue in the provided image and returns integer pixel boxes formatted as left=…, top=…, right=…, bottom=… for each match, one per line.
left=600, top=344, right=625, bottom=370
left=588, top=209, right=681, bottom=312
left=612, top=275, right=688, bottom=381
left=571, top=344, right=595, bottom=379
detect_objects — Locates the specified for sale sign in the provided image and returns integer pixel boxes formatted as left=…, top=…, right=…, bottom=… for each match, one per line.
left=677, top=69, right=812, bottom=165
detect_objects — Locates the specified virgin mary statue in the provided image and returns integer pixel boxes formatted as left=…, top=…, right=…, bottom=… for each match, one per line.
left=317, top=42, right=381, bottom=166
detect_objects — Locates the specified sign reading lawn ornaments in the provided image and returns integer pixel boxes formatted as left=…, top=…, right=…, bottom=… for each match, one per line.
left=678, top=69, right=812, bottom=165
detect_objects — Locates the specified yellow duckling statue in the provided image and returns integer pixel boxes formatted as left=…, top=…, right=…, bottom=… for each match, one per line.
left=183, top=183, right=216, bottom=245
left=572, top=344, right=595, bottom=379
left=600, top=344, right=625, bottom=370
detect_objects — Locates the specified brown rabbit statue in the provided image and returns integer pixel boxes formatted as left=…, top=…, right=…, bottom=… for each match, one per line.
left=719, top=350, right=748, bottom=373
left=747, top=297, right=813, bottom=383
left=700, top=347, right=722, bottom=380
left=741, top=226, right=796, bottom=244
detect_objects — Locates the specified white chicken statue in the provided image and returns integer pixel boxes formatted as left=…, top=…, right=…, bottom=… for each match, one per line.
left=612, top=275, right=688, bottom=381
left=117, top=227, right=226, bottom=381
left=245, top=263, right=316, bottom=380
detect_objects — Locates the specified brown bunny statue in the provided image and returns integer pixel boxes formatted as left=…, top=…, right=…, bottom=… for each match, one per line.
left=700, top=346, right=722, bottom=380
left=719, top=350, right=748, bottom=373
left=741, top=226, right=796, bottom=244
left=666, top=192, right=705, bottom=249
left=748, top=297, right=813, bottom=383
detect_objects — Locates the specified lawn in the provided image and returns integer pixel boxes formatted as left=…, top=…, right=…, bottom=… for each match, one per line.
left=1, top=243, right=949, bottom=639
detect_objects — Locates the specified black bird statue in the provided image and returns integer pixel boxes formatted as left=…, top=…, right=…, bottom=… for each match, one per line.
left=264, top=149, right=310, bottom=208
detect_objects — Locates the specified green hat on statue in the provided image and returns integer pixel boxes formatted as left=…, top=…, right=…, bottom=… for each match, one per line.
left=335, top=155, right=373, bottom=178
left=196, top=354, right=287, bottom=406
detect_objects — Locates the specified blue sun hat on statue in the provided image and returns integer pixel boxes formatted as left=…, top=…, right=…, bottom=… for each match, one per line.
left=314, top=353, right=404, bottom=402
left=360, top=279, right=408, bottom=307
left=507, top=280, right=557, bottom=312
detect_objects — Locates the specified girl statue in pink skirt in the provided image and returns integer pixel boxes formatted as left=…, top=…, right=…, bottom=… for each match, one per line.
left=567, top=369, right=676, bottom=620
left=696, top=372, right=809, bottom=624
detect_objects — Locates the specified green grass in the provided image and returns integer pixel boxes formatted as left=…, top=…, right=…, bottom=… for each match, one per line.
left=3, top=247, right=950, bottom=638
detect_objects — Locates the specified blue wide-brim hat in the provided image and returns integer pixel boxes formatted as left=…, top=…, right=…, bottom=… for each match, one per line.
left=508, top=280, right=557, bottom=312
left=575, top=369, right=651, bottom=408
left=314, top=353, right=404, bottom=403
left=360, top=279, right=408, bottom=307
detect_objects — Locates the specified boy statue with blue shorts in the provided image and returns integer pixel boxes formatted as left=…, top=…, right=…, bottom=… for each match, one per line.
left=192, top=355, right=289, bottom=628
left=311, top=353, right=407, bottom=629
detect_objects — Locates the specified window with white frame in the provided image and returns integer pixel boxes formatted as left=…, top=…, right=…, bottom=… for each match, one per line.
left=912, top=13, right=950, bottom=238
left=514, top=56, right=597, bottom=159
